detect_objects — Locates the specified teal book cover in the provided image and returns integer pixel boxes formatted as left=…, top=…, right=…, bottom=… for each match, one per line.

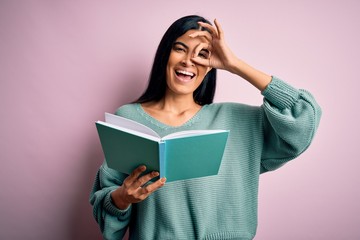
left=96, top=113, right=229, bottom=182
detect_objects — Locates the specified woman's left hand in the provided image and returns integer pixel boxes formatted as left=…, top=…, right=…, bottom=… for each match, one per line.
left=190, top=19, right=238, bottom=73
left=190, top=19, right=272, bottom=91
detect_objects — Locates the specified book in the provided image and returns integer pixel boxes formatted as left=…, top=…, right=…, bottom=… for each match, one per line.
left=95, top=113, right=229, bottom=182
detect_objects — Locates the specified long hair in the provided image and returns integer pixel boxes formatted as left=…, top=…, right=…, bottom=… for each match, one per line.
left=134, top=15, right=217, bottom=105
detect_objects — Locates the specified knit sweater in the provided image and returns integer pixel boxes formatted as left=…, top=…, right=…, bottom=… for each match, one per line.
left=90, top=77, right=321, bottom=240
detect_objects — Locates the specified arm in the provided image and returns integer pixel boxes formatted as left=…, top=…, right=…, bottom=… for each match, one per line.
left=191, top=19, right=322, bottom=171
left=260, top=77, right=322, bottom=172
left=90, top=162, right=166, bottom=239
left=89, top=162, right=131, bottom=240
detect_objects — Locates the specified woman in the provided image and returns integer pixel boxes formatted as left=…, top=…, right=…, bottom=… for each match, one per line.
left=90, top=15, right=321, bottom=240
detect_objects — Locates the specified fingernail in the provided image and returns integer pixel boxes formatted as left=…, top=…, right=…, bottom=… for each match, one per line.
left=161, top=177, right=167, bottom=183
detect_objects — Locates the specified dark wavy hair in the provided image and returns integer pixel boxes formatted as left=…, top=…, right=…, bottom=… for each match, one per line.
left=134, top=15, right=217, bottom=105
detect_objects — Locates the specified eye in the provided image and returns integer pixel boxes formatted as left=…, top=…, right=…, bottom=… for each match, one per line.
left=173, top=45, right=186, bottom=53
left=198, top=50, right=210, bottom=59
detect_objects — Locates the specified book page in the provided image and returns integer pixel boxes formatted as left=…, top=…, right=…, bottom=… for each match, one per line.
left=163, top=130, right=228, bottom=140
left=105, top=113, right=160, bottom=138
left=97, top=121, right=161, bottom=142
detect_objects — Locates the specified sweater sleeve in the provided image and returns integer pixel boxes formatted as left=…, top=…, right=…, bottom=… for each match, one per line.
left=260, top=76, right=322, bottom=173
left=89, top=161, right=131, bottom=240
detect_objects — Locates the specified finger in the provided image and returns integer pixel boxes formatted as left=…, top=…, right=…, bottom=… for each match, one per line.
left=125, top=165, right=147, bottom=185
left=189, top=31, right=212, bottom=42
left=193, top=42, right=211, bottom=59
left=140, top=177, right=166, bottom=195
left=133, top=171, right=160, bottom=188
left=214, top=19, right=224, bottom=38
left=197, top=21, right=218, bottom=37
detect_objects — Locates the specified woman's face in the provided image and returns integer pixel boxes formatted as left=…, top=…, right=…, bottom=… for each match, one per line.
left=165, top=29, right=212, bottom=98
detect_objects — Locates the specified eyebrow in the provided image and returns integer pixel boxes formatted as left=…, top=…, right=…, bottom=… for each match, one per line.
left=173, top=41, right=188, bottom=49
left=173, top=41, right=210, bottom=53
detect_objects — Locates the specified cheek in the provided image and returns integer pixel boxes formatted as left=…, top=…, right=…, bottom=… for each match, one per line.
left=197, top=66, right=209, bottom=79
left=166, top=53, right=178, bottom=73
left=168, top=51, right=181, bottom=65
left=166, top=63, right=175, bottom=81
left=166, top=59, right=174, bottom=78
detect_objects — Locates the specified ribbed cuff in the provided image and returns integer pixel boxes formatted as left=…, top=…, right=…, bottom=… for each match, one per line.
left=104, top=191, right=132, bottom=219
left=261, top=76, right=300, bottom=110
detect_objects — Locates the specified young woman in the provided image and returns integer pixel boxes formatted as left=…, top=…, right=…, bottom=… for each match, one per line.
left=90, top=15, right=321, bottom=240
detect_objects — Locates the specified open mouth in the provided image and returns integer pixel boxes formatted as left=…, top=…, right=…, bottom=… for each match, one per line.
left=175, top=70, right=196, bottom=81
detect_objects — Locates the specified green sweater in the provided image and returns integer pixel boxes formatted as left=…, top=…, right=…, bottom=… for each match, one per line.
left=90, top=77, right=321, bottom=240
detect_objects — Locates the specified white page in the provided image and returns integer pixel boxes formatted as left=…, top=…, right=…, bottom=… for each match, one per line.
left=97, top=121, right=161, bottom=142
left=104, top=113, right=160, bottom=138
left=162, top=130, right=228, bottom=140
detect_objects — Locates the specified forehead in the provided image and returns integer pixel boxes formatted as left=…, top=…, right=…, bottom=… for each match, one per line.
left=175, top=29, right=210, bottom=46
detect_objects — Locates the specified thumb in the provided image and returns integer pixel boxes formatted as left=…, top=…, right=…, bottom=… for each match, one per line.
left=191, top=56, right=210, bottom=67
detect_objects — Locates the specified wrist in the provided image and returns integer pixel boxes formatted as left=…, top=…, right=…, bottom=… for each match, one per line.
left=227, top=57, right=245, bottom=75
left=230, top=58, right=272, bottom=91
left=111, top=190, right=131, bottom=210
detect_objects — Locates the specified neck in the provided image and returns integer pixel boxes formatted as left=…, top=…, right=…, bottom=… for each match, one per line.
left=140, top=94, right=202, bottom=127
left=158, top=94, right=200, bottom=114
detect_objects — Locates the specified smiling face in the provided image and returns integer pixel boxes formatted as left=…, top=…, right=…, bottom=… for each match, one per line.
left=165, top=29, right=212, bottom=100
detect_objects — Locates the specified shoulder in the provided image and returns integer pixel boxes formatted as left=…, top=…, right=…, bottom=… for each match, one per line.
left=202, top=103, right=263, bottom=133
left=207, top=102, right=261, bottom=115
left=114, top=103, right=139, bottom=117
left=202, top=102, right=262, bottom=126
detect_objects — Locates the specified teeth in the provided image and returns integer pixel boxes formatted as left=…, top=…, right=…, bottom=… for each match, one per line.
left=176, top=70, right=195, bottom=77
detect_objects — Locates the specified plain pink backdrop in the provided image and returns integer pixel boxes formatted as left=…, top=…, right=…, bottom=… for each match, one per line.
left=1, top=0, right=359, bottom=239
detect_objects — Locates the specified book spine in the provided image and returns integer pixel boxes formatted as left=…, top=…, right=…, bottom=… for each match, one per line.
left=159, top=141, right=166, bottom=179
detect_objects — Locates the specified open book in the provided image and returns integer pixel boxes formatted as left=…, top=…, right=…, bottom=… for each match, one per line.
left=95, top=113, right=229, bottom=182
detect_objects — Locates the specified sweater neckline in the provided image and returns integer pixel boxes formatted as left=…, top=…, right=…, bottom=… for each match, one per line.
left=135, top=103, right=208, bottom=130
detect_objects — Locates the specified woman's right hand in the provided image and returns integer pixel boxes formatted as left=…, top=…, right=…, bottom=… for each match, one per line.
left=111, top=165, right=166, bottom=210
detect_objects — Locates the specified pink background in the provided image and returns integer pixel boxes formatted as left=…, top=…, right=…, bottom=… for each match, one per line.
left=1, top=0, right=359, bottom=239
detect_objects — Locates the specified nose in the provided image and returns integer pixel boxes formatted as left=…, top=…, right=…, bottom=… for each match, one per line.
left=181, top=53, right=195, bottom=67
